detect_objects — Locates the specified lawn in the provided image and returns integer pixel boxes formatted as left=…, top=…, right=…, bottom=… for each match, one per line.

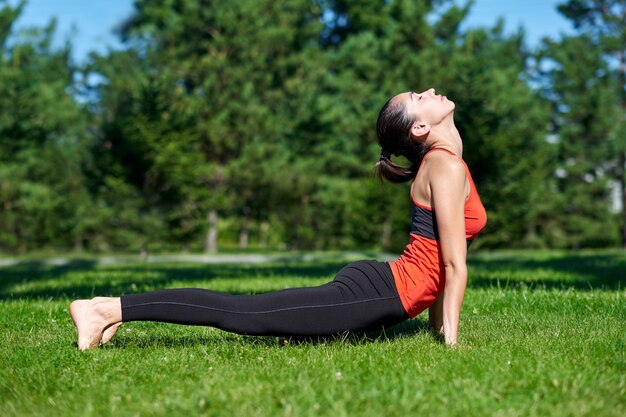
left=1, top=250, right=624, bottom=417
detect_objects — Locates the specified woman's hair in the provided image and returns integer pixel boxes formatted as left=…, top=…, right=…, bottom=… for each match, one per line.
left=375, top=97, right=426, bottom=183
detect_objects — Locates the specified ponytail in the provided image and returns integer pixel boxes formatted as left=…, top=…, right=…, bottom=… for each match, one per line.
left=375, top=154, right=417, bottom=184
left=375, top=97, right=426, bottom=183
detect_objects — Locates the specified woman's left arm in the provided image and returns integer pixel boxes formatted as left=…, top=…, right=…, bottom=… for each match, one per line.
left=429, top=155, right=468, bottom=346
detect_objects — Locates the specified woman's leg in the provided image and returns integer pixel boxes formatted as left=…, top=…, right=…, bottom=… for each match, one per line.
left=121, top=260, right=407, bottom=336
left=70, top=260, right=408, bottom=349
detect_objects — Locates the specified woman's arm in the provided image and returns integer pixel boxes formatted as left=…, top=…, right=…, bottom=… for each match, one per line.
left=428, top=294, right=443, bottom=334
left=429, top=154, right=468, bottom=346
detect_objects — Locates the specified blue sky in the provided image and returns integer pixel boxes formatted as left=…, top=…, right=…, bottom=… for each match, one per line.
left=9, top=0, right=573, bottom=63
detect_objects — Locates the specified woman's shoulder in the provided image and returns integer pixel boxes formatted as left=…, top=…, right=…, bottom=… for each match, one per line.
left=421, top=149, right=466, bottom=173
left=412, top=148, right=467, bottom=207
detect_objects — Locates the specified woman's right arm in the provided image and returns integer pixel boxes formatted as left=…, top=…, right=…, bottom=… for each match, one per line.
left=428, top=154, right=469, bottom=346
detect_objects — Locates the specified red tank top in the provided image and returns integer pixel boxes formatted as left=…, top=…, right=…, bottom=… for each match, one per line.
left=389, top=148, right=487, bottom=318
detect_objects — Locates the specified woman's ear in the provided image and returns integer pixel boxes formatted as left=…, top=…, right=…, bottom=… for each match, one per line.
left=411, top=122, right=431, bottom=139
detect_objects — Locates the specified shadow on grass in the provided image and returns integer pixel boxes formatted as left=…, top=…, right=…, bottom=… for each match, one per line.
left=101, top=318, right=434, bottom=349
left=467, top=251, right=625, bottom=290
left=1, top=251, right=624, bottom=301
left=0, top=259, right=350, bottom=300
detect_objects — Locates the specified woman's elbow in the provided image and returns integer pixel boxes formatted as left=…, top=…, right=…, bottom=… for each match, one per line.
left=443, top=260, right=467, bottom=280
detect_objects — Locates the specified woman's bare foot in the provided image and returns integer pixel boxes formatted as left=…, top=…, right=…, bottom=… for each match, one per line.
left=69, top=297, right=122, bottom=350
left=101, top=322, right=123, bottom=345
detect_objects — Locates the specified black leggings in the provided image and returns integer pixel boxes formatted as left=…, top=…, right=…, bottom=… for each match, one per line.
left=120, top=260, right=409, bottom=337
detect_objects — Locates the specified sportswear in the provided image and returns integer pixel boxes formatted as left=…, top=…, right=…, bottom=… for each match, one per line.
left=389, top=148, right=487, bottom=318
left=121, top=260, right=408, bottom=337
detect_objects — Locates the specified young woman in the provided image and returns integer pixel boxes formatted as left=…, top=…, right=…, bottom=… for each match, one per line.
left=70, top=88, right=487, bottom=349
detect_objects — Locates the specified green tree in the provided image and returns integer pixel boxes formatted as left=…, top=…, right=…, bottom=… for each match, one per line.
left=74, top=0, right=562, bottom=251
left=531, top=1, right=624, bottom=248
left=315, top=0, right=554, bottom=249
left=446, top=25, right=554, bottom=248
left=0, top=0, right=91, bottom=252
left=556, top=0, right=626, bottom=246
left=90, top=0, right=327, bottom=251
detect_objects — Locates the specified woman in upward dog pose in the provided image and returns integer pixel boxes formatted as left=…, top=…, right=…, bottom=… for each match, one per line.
left=70, top=88, right=487, bottom=349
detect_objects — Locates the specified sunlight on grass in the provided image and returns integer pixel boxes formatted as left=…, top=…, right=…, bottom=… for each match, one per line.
left=0, top=250, right=624, bottom=417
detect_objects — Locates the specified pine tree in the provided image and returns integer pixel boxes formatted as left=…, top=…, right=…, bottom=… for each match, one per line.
left=556, top=0, right=626, bottom=246
left=0, top=1, right=90, bottom=252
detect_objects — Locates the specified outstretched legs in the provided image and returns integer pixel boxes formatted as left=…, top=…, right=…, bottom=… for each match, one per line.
left=69, top=261, right=408, bottom=350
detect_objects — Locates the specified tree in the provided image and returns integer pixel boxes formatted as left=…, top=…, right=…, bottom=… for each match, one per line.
left=556, top=0, right=626, bottom=247
left=538, top=35, right=620, bottom=247
left=89, top=0, right=327, bottom=251
left=2, top=0, right=607, bottom=252
left=529, top=0, right=625, bottom=247
left=0, top=0, right=91, bottom=252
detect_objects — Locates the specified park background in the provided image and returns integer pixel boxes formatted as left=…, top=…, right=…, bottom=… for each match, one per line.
left=1, top=2, right=624, bottom=417
left=0, top=0, right=625, bottom=254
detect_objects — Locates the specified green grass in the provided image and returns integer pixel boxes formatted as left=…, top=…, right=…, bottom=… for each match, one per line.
left=1, top=250, right=624, bottom=417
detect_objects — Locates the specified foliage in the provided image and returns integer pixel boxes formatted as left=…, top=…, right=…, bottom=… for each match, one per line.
left=538, top=34, right=620, bottom=247
left=533, top=0, right=626, bottom=248
left=0, top=0, right=90, bottom=252
left=0, top=0, right=624, bottom=252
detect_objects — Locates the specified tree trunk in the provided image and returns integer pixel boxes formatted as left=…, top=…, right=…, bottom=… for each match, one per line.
left=4, top=200, right=15, bottom=235
left=73, top=235, right=83, bottom=252
left=206, top=209, right=218, bottom=253
left=618, top=149, right=626, bottom=249
left=617, top=51, right=626, bottom=249
left=259, top=221, right=270, bottom=248
left=239, top=216, right=249, bottom=249
left=381, top=218, right=392, bottom=251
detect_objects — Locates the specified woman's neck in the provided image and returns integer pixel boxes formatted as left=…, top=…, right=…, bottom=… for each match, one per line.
left=424, top=119, right=463, bottom=157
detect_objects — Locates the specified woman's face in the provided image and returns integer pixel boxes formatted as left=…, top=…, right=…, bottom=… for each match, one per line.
left=395, top=88, right=455, bottom=126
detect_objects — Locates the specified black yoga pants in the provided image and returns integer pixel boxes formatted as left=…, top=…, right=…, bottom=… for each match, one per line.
left=120, top=260, right=409, bottom=337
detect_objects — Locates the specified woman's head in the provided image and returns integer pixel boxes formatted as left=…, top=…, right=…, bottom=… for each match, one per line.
left=375, top=88, right=454, bottom=183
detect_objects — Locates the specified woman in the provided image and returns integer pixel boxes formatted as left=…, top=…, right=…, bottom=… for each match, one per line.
left=70, top=88, right=487, bottom=349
